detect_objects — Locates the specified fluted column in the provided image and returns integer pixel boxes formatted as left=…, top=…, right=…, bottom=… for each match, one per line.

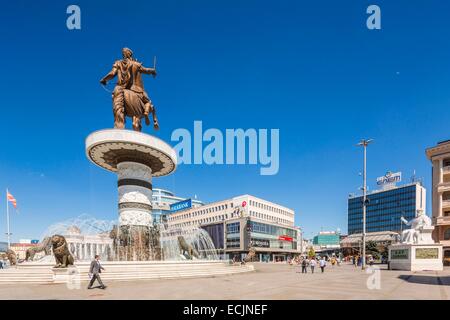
left=117, top=161, right=153, bottom=227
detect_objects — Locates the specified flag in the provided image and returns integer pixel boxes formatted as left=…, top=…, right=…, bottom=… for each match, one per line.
left=6, top=191, right=17, bottom=209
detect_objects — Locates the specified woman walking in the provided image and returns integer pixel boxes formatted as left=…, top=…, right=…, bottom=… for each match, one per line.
left=310, top=258, right=317, bottom=273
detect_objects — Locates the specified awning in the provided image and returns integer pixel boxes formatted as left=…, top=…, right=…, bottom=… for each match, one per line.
left=340, top=231, right=399, bottom=247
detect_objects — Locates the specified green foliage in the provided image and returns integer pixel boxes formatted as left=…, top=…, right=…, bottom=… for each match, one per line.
left=308, top=247, right=315, bottom=258
left=365, top=241, right=380, bottom=259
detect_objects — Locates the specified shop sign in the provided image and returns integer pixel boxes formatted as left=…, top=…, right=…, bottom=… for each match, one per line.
left=278, top=235, right=293, bottom=242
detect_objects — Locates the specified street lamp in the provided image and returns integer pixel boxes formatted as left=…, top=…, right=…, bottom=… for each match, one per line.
left=357, top=138, right=373, bottom=270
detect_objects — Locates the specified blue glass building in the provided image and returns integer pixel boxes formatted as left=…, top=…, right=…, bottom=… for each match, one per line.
left=348, top=183, right=426, bottom=235
left=151, top=188, right=204, bottom=223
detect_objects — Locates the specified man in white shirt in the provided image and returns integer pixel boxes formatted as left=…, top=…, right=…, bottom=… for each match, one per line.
left=319, top=257, right=327, bottom=273
left=310, top=258, right=317, bottom=273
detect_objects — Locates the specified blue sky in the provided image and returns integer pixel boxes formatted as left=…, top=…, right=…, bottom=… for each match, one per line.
left=0, top=0, right=449, bottom=241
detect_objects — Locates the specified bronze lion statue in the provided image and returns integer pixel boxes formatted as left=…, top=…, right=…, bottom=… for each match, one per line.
left=4, top=249, right=17, bottom=266
left=25, top=237, right=52, bottom=261
left=242, top=247, right=256, bottom=264
left=177, top=236, right=199, bottom=260
left=51, top=235, right=74, bottom=268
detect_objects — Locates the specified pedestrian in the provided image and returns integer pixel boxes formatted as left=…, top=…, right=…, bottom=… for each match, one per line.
left=310, top=258, right=317, bottom=273
left=88, top=255, right=107, bottom=290
left=301, top=258, right=308, bottom=274
left=0, top=260, right=3, bottom=269
left=319, top=257, right=326, bottom=273
left=368, top=255, right=374, bottom=266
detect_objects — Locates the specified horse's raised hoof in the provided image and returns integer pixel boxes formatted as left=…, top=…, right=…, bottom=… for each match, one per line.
left=154, top=122, right=160, bottom=130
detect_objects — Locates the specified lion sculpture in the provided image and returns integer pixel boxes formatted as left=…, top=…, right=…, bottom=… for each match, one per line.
left=4, top=249, right=17, bottom=266
left=51, top=235, right=74, bottom=268
left=25, top=237, right=52, bottom=261
left=242, top=247, right=256, bottom=264
left=177, top=236, right=199, bottom=260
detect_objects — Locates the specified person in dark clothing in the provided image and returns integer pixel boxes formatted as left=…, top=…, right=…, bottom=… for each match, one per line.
left=301, top=258, right=308, bottom=274
left=88, top=255, right=106, bottom=289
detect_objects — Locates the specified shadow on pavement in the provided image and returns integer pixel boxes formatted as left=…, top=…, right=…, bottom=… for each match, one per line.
left=398, top=274, right=448, bottom=286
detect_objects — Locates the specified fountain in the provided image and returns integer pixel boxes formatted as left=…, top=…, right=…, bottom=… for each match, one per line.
left=160, top=225, right=219, bottom=261
left=34, top=214, right=219, bottom=263
left=0, top=48, right=254, bottom=284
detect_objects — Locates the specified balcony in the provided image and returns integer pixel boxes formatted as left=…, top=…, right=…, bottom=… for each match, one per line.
left=438, top=182, right=450, bottom=193
left=443, top=200, right=450, bottom=209
left=435, top=215, right=450, bottom=225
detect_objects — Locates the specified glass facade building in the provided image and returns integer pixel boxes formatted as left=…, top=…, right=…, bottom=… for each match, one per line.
left=313, top=231, right=340, bottom=246
left=151, top=188, right=204, bottom=223
left=348, top=183, right=426, bottom=235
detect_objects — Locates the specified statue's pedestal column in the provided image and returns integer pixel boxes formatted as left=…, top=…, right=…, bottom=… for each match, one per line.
left=85, top=129, right=177, bottom=261
left=52, top=266, right=80, bottom=287
left=117, top=161, right=153, bottom=226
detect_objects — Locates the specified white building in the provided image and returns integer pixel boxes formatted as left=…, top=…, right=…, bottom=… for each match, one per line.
left=64, top=226, right=113, bottom=261
left=166, top=194, right=300, bottom=262
left=426, top=139, right=450, bottom=262
left=167, top=194, right=295, bottom=228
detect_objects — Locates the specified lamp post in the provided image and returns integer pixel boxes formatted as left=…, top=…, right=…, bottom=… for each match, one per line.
left=357, top=139, right=373, bottom=270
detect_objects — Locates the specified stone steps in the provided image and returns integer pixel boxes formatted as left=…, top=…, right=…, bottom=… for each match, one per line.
left=0, top=261, right=254, bottom=284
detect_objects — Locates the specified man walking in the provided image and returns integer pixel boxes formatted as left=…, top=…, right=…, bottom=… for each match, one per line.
left=319, top=257, right=327, bottom=273
left=88, top=255, right=106, bottom=290
left=301, top=258, right=308, bottom=274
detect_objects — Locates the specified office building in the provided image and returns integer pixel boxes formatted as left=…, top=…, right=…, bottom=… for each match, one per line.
left=166, top=194, right=300, bottom=262
left=313, top=231, right=340, bottom=247
left=151, top=188, right=204, bottom=223
left=348, top=179, right=426, bottom=235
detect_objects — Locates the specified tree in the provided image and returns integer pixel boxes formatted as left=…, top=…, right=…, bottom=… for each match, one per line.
left=365, top=241, right=380, bottom=259
left=307, top=247, right=315, bottom=258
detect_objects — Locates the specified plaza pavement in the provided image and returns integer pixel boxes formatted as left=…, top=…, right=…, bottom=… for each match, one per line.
left=0, top=262, right=449, bottom=300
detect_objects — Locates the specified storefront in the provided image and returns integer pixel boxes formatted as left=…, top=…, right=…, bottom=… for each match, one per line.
left=220, top=217, right=300, bottom=262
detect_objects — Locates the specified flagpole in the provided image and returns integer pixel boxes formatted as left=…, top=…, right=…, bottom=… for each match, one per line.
left=6, top=189, right=10, bottom=249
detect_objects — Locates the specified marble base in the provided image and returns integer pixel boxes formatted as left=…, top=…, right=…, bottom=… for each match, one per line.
left=52, top=266, right=80, bottom=284
left=388, top=243, right=443, bottom=271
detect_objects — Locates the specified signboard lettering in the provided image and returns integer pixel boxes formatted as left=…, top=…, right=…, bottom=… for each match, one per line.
left=415, top=248, right=439, bottom=259
left=170, top=199, right=192, bottom=213
left=391, top=249, right=409, bottom=260
left=377, top=171, right=401, bottom=186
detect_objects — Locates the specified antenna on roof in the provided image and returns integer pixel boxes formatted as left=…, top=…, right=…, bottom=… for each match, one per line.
left=411, top=169, right=417, bottom=183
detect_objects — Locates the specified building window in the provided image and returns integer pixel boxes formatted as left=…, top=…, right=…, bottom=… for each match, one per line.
left=227, top=222, right=240, bottom=234
left=444, top=229, right=450, bottom=240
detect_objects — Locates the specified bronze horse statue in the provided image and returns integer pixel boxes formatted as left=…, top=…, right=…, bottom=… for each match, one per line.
left=100, top=48, right=159, bottom=132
